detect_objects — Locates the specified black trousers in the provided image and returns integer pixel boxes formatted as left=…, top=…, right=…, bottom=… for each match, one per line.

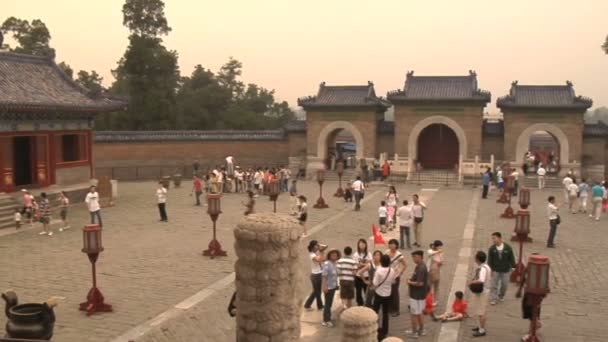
left=195, top=191, right=202, bottom=205
left=482, top=185, right=489, bottom=198
left=373, top=294, right=391, bottom=340
left=354, top=191, right=362, bottom=210
left=158, top=203, right=168, bottom=221
left=390, top=277, right=400, bottom=314
left=547, top=219, right=558, bottom=246
left=355, top=277, right=368, bottom=306
left=304, top=273, right=324, bottom=309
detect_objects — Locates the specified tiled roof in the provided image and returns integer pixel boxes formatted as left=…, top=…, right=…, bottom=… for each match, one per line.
left=583, top=121, right=608, bottom=137
left=497, top=81, right=592, bottom=109
left=94, top=130, right=286, bottom=142
left=387, top=70, right=491, bottom=103
left=482, top=119, right=504, bottom=136
left=298, top=81, right=390, bottom=109
left=284, top=120, right=306, bottom=132
left=0, top=52, right=127, bottom=112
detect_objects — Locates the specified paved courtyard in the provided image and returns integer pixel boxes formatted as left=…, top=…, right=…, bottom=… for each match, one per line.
left=0, top=181, right=606, bottom=341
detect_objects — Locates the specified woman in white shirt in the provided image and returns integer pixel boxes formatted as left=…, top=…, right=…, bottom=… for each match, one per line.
left=385, top=186, right=399, bottom=229
left=385, top=239, right=407, bottom=316
left=304, top=240, right=326, bottom=311
left=372, top=254, right=398, bottom=340
left=85, top=186, right=102, bottom=226
left=156, top=182, right=168, bottom=222
left=546, top=196, right=559, bottom=248
left=353, top=239, right=373, bottom=306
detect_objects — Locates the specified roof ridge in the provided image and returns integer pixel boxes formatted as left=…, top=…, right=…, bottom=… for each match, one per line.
left=0, top=51, right=53, bottom=63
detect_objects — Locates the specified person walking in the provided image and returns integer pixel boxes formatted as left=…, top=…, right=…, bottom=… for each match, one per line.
left=378, top=201, right=388, bottom=233
left=487, top=232, right=516, bottom=305
left=352, top=176, right=365, bottom=211
left=38, top=192, right=52, bottom=236
left=192, top=175, right=204, bottom=206
left=590, top=181, right=605, bottom=221
left=156, top=182, right=168, bottom=222
left=58, top=191, right=70, bottom=231
left=353, top=239, right=372, bottom=306
left=578, top=178, right=589, bottom=213
left=412, top=194, right=427, bottom=247
left=337, top=246, right=357, bottom=310
left=537, top=165, right=546, bottom=190
left=243, top=190, right=255, bottom=216
left=405, top=250, right=429, bottom=339
left=427, top=240, right=444, bottom=305
left=21, top=189, right=34, bottom=225
left=470, top=251, right=492, bottom=337
left=85, top=186, right=102, bottom=226
left=567, top=180, right=579, bottom=213
left=511, top=169, right=520, bottom=196
left=482, top=168, right=491, bottom=199
left=386, top=186, right=399, bottom=229
left=357, top=250, right=382, bottom=307
left=321, top=249, right=341, bottom=328
left=192, top=159, right=200, bottom=176
left=371, top=254, right=397, bottom=340
left=546, top=196, right=560, bottom=248
left=304, top=240, right=326, bottom=311
left=397, top=200, right=413, bottom=249
left=562, top=174, right=573, bottom=204
left=386, top=239, right=407, bottom=316
left=496, top=167, right=504, bottom=193
left=382, top=160, right=391, bottom=182
left=298, top=195, right=308, bottom=236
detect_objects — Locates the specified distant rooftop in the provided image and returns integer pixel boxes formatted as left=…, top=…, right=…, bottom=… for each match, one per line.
left=298, top=81, right=390, bottom=110
left=497, top=81, right=592, bottom=110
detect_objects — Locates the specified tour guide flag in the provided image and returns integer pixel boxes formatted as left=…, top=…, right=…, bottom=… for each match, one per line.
left=373, top=224, right=386, bottom=245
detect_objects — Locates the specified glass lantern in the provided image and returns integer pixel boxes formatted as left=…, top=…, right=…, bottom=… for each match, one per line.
left=526, top=255, right=551, bottom=295
left=82, top=224, right=104, bottom=254
left=316, top=169, right=325, bottom=183
left=336, top=162, right=344, bottom=176
left=269, top=179, right=280, bottom=197
left=519, top=188, right=531, bottom=208
left=505, top=175, right=515, bottom=190
left=514, top=210, right=531, bottom=236
left=207, top=193, right=222, bottom=216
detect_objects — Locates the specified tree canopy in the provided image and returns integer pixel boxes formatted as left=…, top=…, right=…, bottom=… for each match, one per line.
left=1, top=17, right=53, bottom=56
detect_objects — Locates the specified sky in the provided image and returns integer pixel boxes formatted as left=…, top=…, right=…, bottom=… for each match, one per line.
left=4, top=0, right=608, bottom=113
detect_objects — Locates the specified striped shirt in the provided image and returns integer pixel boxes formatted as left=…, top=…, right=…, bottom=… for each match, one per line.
left=39, top=199, right=51, bottom=218
left=337, top=257, right=357, bottom=282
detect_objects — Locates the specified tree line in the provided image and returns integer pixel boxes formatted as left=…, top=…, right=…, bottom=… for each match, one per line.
left=1, top=0, right=294, bottom=131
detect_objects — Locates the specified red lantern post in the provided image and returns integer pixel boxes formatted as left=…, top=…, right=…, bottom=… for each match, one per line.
left=501, top=175, right=516, bottom=218
left=496, top=167, right=512, bottom=204
left=268, top=179, right=280, bottom=213
left=313, top=169, right=329, bottom=209
left=510, top=210, right=530, bottom=283
left=79, top=224, right=112, bottom=315
left=334, top=162, right=345, bottom=197
left=203, top=194, right=227, bottom=258
left=519, top=255, right=551, bottom=342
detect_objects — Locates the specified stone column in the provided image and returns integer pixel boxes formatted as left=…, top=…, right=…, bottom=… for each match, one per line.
left=234, top=213, right=306, bottom=342
left=341, top=306, right=378, bottom=342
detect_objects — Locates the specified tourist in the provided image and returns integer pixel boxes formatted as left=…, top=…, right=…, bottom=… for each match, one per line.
left=85, top=186, right=102, bottom=226
left=234, top=166, right=244, bottom=192
left=567, top=180, right=579, bottom=213
left=321, top=248, right=341, bottom=327
left=482, top=168, right=491, bottom=199
left=578, top=178, right=589, bottom=213
left=38, top=192, right=52, bottom=236
left=304, top=240, right=326, bottom=311
left=386, top=186, right=399, bottom=229
left=386, top=239, right=407, bottom=316
left=225, top=155, right=235, bottom=177
left=562, top=174, right=573, bottom=204
left=357, top=250, right=382, bottom=307
left=210, top=169, right=219, bottom=193
left=217, top=168, right=225, bottom=193
left=427, top=240, right=444, bottom=305
left=412, top=194, right=427, bottom=247
left=405, top=250, right=429, bottom=338
left=14, top=208, right=21, bottom=230
left=511, top=169, right=520, bottom=196
left=591, top=181, right=605, bottom=221
left=496, top=167, right=504, bottom=192
left=353, top=239, right=372, bottom=306
left=58, top=191, right=70, bottom=231
left=397, top=200, right=413, bottom=249
left=21, top=189, right=34, bottom=225
left=536, top=165, right=546, bottom=190
left=378, top=200, right=388, bottom=233
left=487, top=232, right=516, bottom=305
left=372, top=254, right=397, bottom=340
left=243, top=190, right=255, bottom=216
left=603, top=181, right=608, bottom=213
left=432, top=290, right=468, bottom=322
left=253, top=168, right=263, bottom=197
left=289, top=187, right=299, bottom=216
left=469, top=251, right=491, bottom=337
left=546, top=195, right=560, bottom=247
left=192, top=175, right=204, bottom=206
left=298, top=195, right=308, bottom=236
left=337, top=246, right=357, bottom=310
left=382, top=160, right=391, bottom=181
left=192, top=159, right=200, bottom=176
left=156, top=182, right=168, bottom=222
left=352, top=176, right=365, bottom=211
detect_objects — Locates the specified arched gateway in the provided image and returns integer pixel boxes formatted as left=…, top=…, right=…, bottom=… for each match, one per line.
left=408, top=116, right=468, bottom=169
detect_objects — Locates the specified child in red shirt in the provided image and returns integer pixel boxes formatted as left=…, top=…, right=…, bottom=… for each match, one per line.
left=432, top=291, right=468, bottom=322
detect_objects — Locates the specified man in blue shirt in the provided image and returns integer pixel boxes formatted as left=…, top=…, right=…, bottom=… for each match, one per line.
left=591, top=181, right=606, bottom=221
left=481, top=168, right=492, bottom=199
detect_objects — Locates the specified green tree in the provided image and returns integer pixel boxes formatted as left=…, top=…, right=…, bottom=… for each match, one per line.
left=217, top=57, right=245, bottom=99
left=76, top=70, right=104, bottom=96
left=1, top=17, right=53, bottom=56
left=57, top=61, right=74, bottom=79
left=122, top=0, right=171, bottom=38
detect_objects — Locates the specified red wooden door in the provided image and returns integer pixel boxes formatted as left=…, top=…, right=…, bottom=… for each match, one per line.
left=417, top=124, right=459, bottom=169
left=0, top=136, right=15, bottom=192
left=34, top=136, right=50, bottom=187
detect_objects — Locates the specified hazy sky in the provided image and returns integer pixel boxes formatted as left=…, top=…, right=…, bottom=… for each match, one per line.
left=4, top=0, right=608, bottom=112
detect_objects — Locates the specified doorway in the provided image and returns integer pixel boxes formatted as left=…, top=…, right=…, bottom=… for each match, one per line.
left=416, top=124, right=459, bottom=169
left=13, top=136, right=34, bottom=186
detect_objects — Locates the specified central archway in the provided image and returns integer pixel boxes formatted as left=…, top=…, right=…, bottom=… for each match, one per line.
left=417, top=124, right=459, bottom=169
left=408, top=116, right=467, bottom=168
left=316, top=121, right=365, bottom=162
left=515, top=123, right=569, bottom=169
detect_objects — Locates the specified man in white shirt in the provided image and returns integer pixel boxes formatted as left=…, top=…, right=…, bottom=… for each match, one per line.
left=470, top=251, right=492, bottom=337
left=547, top=195, right=559, bottom=248
left=511, top=170, right=520, bottom=196
left=397, top=200, right=413, bottom=249
left=373, top=254, right=398, bottom=340
left=411, top=194, right=427, bottom=247
left=567, top=182, right=579, bottom=213
left=225, top=156, right=235, bottom=176
left=85, top=186, right=102, bottom=226
left=352, top=176, right=365, bottom=211
left=562, top=175, right=573, bottom=204
left=537, top=166, right=546, bottom=190
left=156, top=182, right=168, bottom=222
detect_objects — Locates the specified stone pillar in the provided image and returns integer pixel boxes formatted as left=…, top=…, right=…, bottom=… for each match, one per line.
left=341, top=307, right=378, bottom=342
left=234, top=213, right=306, bottom=342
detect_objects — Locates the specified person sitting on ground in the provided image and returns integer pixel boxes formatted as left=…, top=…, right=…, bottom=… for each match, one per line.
left=343, top=183, right=353, bottom=202
left=432, top=291, right=468, bottom=322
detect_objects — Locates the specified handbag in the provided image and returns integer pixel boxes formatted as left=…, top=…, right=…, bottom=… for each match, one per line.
left=366, top=268, right=391, bottom=307
left=414, top=217, right=423, bottom=223
left=468, top=266, right=485, bottom=294
left=555, top=215, right=561, bottom=225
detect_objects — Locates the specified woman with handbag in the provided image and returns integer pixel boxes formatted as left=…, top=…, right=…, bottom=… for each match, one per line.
left=469, top=251, right=491, bottom=337
left=356, top=250, right=383, bottom=307
left=372, top=254, right=398, bottom=341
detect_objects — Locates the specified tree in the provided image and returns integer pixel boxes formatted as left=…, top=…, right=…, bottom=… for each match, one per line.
left=1, top=17, right=53, bottom=56
left=217, top=57, right=245, bottom=99
left=76, top=70, right=104, bottom=96
left=122, top=0, right=171, bottom=38
left=57, top=61, right=74, bottom=79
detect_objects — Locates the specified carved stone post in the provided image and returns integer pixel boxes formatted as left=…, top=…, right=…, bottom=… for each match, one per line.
left=234, top=213, right=306, bottom=342
left=341, top=306, right=378, bottom=342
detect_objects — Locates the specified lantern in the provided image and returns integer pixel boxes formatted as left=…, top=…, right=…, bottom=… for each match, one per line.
left=313, top=169, right=329, bottom=209
left=316, top=169, right=325, bottom=184
left=505, top=175, right=515, bottom=190
left=336, top=162, right=344, bottom=176
left=82, top=224, right=103, bottom=254
left=268, top=180, right=280, bottom=213
left=525, top=255, right=551, bottom=295
left=334, top=162, right=345, bottom=197
left=519, top=188, right=531, bottom=209
left=204, top=193, right=227, bottom=258
left=207, top=193, right=222, bottom=216
left=514, top=210, right=531, bottom=236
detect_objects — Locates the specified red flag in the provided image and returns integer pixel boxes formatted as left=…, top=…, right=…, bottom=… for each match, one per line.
left=373, top=224, right=386, bottom=245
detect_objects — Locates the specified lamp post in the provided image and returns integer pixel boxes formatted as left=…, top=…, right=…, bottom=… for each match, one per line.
left=313, top=169, right=329, bottom=209
left=522, top=255, right=551, bottom=342
left=268, top=179, right=280, bottom=213
left=510, top=209, right=530, bottom=283
left=334, top=162, right=345, bottom=197
left=500, top=175, right=516, bottom=218
left=79, top=224, right=112, bottom=315
left=203, top=193, right=227, bottom=258
left=496, top=167, right=511, bottom=204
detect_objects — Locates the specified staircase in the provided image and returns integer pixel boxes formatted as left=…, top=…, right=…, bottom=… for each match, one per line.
left=0, top=194, right=20, bottom=230
left=322, top=169, right=360, bottom=182
left=409, top=169, right=460, bottom=187
left=519, top=175, right=563, bottom=189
